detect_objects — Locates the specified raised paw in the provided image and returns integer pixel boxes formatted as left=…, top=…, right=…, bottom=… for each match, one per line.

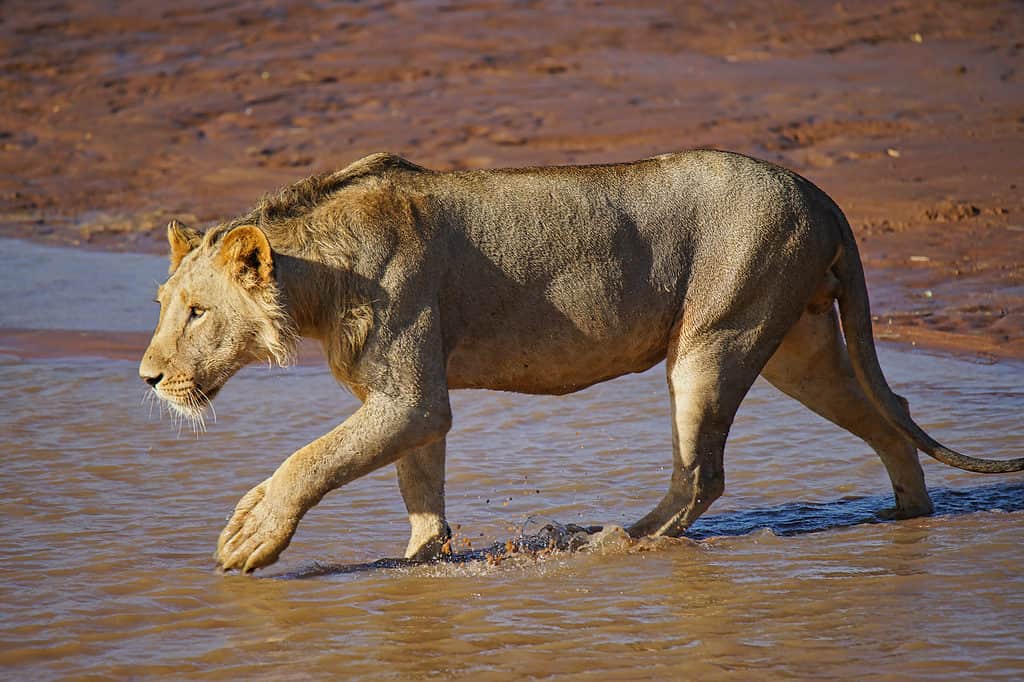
left=215, top=478, right=300, bottom=574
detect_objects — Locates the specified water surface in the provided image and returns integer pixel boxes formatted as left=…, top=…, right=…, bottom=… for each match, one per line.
left=0, top=238, right=1021, bottom=680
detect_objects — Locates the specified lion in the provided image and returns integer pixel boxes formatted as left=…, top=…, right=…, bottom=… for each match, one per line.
left=139, top=150, right=1023, bottom=573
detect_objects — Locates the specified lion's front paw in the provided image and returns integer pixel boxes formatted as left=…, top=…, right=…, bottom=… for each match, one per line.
left=405, top=522, right=452, bottom=562
left=215, top=479, right=299, bottom=574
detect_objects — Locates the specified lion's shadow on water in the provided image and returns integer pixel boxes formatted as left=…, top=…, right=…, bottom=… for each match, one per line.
left=270, top=481, right=1024, bottom=579
left=685, top=480, right=1024, bottom=539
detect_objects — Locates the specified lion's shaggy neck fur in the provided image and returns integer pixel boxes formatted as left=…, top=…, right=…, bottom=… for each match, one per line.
left=224, top=152, right=423, bottom=253
left=210, top=154, right=418, bottom=382
left=249, top=279, right=299, bottom=369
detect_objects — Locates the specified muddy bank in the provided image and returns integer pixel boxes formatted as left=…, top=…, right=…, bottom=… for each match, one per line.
left=1, top=0, right=1021, bottom=357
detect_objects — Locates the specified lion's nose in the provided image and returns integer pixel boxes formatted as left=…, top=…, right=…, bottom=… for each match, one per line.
left=142, top=372, right=164, bottom=388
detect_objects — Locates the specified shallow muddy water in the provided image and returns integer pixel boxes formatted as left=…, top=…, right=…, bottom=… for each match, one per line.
left=1, top=238, right=1022, bottom=680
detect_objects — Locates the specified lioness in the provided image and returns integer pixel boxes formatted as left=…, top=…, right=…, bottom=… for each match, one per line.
left=140, top=151, right=1023, bottom=573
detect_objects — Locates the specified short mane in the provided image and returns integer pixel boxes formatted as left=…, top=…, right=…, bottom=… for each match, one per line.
left=226, top=153, right=425, bottom=231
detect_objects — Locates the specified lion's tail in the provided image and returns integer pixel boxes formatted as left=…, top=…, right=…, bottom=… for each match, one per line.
left=831, top=205, right=1024, bottom=473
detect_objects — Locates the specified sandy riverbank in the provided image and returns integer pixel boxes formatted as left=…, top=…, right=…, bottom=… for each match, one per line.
left=1, top=0, right=1021, bottom=358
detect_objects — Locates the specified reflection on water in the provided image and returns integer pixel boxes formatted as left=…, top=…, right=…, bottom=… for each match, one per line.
left=0, top=237, right=1022, bottom=679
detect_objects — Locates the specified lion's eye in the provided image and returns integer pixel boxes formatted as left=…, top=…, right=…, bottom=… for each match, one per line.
left=189, top=306, right=206, bottom=320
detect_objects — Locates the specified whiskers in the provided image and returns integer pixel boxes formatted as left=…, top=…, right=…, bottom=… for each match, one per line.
left=195, top=386, right=218, bottom=424
left=141, top=384, right=216, bottom=439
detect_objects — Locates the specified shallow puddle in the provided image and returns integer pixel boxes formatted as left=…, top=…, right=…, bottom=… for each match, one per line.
left=0, top=238, right=1022, bottom=679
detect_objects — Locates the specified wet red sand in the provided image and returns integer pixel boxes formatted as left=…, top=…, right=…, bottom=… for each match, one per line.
left=1, top=1, right=1022, bottom=359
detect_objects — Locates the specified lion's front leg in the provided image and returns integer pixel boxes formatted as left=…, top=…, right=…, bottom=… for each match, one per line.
left=215, top=303, right=451, bottom=573
left=214, top=392, right=452, bottom=573
left=397, top=439, right=451, bottom=560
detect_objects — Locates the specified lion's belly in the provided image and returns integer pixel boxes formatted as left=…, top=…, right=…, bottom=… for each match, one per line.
left=446, top=337, right=670, bottom=394
left=443, top=293, right=680, bottom=395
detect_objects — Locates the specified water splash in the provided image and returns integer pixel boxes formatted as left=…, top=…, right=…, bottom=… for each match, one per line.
left=271, top=481, right=1024, bottom=579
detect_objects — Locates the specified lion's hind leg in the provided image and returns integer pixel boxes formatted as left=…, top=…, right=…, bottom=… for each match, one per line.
left=761, top=308, right=933, bottom=518
left=627, top=327, right=784, bottom=539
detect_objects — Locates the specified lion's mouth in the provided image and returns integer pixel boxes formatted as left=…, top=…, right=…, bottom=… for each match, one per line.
left=148, top=380, right=221, bottom=434
left=156, top=383, right=219, bottom=407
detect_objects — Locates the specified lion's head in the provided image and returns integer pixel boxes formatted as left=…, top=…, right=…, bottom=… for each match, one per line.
left=139, top=220, right=297, bottom=428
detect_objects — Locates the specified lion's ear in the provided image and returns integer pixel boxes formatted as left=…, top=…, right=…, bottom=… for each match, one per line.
left=218, top=224, right=274, bottom=288
left=167, top=219, right=201, bottom=274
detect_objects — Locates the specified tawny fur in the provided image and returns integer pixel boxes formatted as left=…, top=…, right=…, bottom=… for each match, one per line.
left=140, top=150, right=1023, bottom=574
